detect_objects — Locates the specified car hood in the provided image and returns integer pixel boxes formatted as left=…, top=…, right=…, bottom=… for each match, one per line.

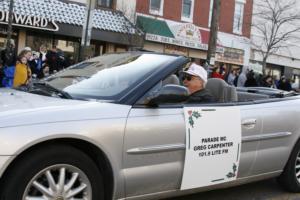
left=0, top=88, right=131, bottom=128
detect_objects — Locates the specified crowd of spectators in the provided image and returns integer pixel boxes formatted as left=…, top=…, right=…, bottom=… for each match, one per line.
left=209, top=64, right=297, bottom=92
left=0, top=40, right=74, bottom=88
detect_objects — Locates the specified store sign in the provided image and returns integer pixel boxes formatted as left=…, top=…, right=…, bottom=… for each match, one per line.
left=146, top=22, right=224, bottom=53
left=165, top=44, right=188, bottom=56
left=146, top=33, right=224, bottom=53
left=0, top=11, right=59, bottom=32
left=181, top=107, right=241, bottom=190
left=216, top=47, right=244, bottom=65
left=146, top=33, right=208, bottom=50
left=176, top=23, right=202, bottom=43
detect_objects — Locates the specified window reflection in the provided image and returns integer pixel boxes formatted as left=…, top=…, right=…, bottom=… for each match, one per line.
left=46, top=53, right=176, bottom=100
left=97, top=0, right=113, bottom=8
left=26, top=33, right=80, bottom=62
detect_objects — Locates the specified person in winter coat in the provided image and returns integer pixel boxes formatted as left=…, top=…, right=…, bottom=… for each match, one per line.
left=1, top=39, right=17, bottom=67
left=211, top=66, right=225, bottom=79
left=13, top=56, right=31, bottom=88
left=0, top=40, right=17, bottom=87
left=183, top=63, right=215, bottom=103
left=19, top=49, right=32, bottom=61
left=244, top=70, right=258, bottom=87
left=28, top=51, right=45, bottom=79
left=0, top=63, right=4, bottom=87
left=261, top=75, right=274, bottom=88
left=46, top=46, right=60, bottom=74
left=278, top=76, right=292, bottom=91
left=237, top=66, right=248, bottom=87
left=227, top=69, right=237, bottom=86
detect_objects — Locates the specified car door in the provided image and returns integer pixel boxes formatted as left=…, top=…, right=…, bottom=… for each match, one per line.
left=239, top=103, right=263, bottom=176
left=250, top=100, right=298, bottom=175
left=123, top=102, right=262, bottom=198
left=123, top=106, right=185, bottom=197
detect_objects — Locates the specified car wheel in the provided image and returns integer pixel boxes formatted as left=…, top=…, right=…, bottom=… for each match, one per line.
left=0, top=144, right=104, bottom=200
left=278, top=140, right=300, bottom=192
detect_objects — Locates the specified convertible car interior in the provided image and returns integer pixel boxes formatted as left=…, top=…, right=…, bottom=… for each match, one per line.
left=160, top=73, right=298, bottom=105
left=206, top=78, right=238, bottom=103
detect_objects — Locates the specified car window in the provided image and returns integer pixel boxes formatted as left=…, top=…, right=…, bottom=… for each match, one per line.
left=136, top=72, right=188, bottom=106
left=45, top=53, right=177, bottom=101
left=135, top=81, right=163, bottom=105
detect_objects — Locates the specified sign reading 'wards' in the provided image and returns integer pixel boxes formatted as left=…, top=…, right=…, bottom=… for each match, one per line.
left=181, top=107, right=241, bottom=190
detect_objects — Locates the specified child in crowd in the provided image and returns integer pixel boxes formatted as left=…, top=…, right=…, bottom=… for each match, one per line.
left=13, top=56, right=31, bottom=88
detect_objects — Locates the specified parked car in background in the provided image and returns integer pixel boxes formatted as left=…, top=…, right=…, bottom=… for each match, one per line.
left=0, top=52, right=300, bottom=200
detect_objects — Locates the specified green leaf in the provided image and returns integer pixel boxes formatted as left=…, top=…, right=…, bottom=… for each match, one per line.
left=192, top=111, right=201, bottom=118
left=233, top=163, right=237, bottom=172
left=189, top=116, right=194, bottom=128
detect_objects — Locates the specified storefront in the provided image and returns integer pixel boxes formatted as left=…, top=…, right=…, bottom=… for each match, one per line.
left=0, top=0, right=144, bottom=62
left=250, top=48, right=300, bottom=85
left=137, top=15, right=220, bottom=60
left=136, top=14, right=250, bottom=68
left=0, top=26, right=18, bottom=49
left=215, top=47, right=245, bottom=73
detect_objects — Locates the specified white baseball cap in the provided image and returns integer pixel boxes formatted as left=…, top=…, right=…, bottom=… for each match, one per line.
left=23, top=47, right=32, bottom=51
left=184, top=63, right=208, bottom=83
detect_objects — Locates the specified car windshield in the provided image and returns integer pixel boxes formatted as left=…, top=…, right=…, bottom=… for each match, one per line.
left=44, top=53, right=176, bottom=101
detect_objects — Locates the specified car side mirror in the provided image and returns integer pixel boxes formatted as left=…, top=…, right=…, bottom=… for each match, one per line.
left=146, top=84, right=189, bottom=107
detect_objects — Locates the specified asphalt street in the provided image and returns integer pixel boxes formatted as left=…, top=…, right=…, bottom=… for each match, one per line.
left=167, top=178, right=300, bottom=200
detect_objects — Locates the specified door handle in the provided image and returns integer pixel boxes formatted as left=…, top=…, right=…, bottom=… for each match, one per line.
left=242, top=119, right=257, bottom=126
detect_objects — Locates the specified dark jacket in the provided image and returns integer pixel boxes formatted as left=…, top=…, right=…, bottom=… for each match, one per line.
left=1, top=47, right=16, bottom=67
left=0, top=66, right=4, bottom=87
left=46, top=50, right=60, bottom=74
left=186, top=88, right=215, bottom=103
left=278, top=81, right=292, bottom=91
left=244, top=77, right=258, bottom=87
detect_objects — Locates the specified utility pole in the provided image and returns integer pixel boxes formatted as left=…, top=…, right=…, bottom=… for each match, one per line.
left=6, top=0, right=14, bottom=51
left=207, top=0, right=221, bottom=70
left=80, top=0, right=95, bottom=61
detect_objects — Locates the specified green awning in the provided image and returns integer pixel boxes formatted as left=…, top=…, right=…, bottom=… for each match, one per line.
left=136, top=16, right=174, bottom=38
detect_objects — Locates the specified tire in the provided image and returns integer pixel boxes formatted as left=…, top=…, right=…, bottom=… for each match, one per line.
left=278, top=140, right=300, bottom=192
left=0, top=144, right=104, bottom=200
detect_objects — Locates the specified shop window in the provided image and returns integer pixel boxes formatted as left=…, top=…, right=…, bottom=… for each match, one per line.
left=97, top=0, right=113, bottom=8
left=26, top=34, right=52, bottom=51
left=233, top=0, right=245, bottom=34
left=181, top=0, right=194, bottom=22
left=149, top=0, right=164, bottom=16
left=26, top=33, right=80, bottom=62
left=66, top=41, right=74, bottom=47
left=0, top=38, right=5, bottom=48
left=0, top=38, right=18, bottom=50
left=115, top=45, right=127, bottom=52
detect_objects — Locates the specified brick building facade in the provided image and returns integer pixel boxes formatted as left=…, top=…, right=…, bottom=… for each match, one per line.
left=136, top=0, right=253, bottom=68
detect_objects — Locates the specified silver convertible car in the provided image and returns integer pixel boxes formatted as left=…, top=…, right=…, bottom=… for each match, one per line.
left=0, top=52, right=300, bottom=200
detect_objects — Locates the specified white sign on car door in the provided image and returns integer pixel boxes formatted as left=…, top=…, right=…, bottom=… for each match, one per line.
left=181, top=107, right=241, bottom=190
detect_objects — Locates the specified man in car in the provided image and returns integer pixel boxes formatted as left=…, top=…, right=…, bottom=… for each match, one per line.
left=183, top=63, right=215, bottom=103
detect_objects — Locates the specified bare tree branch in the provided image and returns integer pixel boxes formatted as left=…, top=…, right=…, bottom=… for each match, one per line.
left=251, top=0, right=300, bottom=74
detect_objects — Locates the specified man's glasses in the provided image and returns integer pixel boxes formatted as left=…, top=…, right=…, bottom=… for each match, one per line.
left=182, top=74, right=193, bottom=81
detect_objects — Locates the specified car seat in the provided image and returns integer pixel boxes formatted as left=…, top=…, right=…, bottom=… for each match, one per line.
left=206, top=78, right=238, bottom=102
left=162, top=74, right=180, bottom=86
